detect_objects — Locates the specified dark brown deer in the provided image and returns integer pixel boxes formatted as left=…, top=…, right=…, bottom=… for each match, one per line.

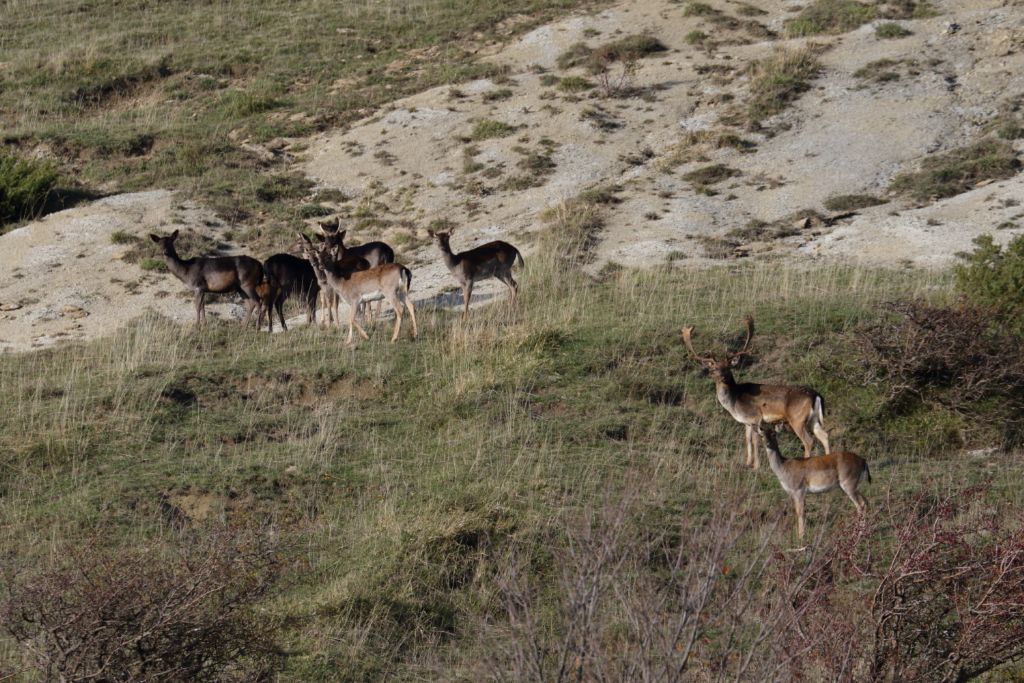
left=757, top=424, right=869, bottom=540
left=300, top=237, right=416, bottom=345
left=427, top=227, right=523, bottom=319
left=149, top=230, right=265, bottom=328
left=317, top=217, right=395, bottom=267
left=260, top=253, right=319, bottom=331
left=681, top=316, right=830, bottom=468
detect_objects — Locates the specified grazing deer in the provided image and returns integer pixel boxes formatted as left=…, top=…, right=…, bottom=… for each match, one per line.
left=300, top=238, right=417, bottom=345
left=149, top=230, right=265, bottom=328
left=681, top=316, right=830, bottom=468
left=318, top=218, right=395, bottom=322
left=427, top=227, right=523, bottom=319
left=260, top=253, right=320, bottom=331
left=758, top=424, right=869, bottom=540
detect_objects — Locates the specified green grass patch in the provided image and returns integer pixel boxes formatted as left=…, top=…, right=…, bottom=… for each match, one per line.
left=746, top=48, right=821, bottom=124
left=0, top=153, right=58, bottom=229
left=889, top=139, right=1021, bottom=203
left=875, top=22, right=912, bottom=38
left=823, top=193, right=886, bottom=211
left=784, top=0, right=876, bottom=37
left=557, top=76, right=594, bottom=92
left=682, top=163, right=741, bottom=188
left=469, top=119, right=517, bottom=141
left=556, top=34, right=667, bottom=72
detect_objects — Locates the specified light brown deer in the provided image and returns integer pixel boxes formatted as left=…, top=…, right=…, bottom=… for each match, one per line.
left=149, top=230, right=265, bottom=328
left=301, top=238, right=417, bottom=345
left=427, top=227, right=523, bottom=319
left=758, top=424, right=870, bottom=540
left=298, top=234, right=370, bottom=327
left=681, top=316, right=829, bottom=468
left=317, top=218, right=394, bottom=323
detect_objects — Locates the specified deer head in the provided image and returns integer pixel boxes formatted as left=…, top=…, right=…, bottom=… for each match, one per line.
left=148, top=229, right=180, bottom=255
left=317, top=217, right=341, bottom=235
left=681, top=316, right=754, bottom=381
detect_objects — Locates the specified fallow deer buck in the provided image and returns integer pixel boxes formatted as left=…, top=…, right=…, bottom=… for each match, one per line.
left=318, top=217, right=395, bottom=322
left=681, top=316, right=830, bottom=468
left=299, top=234, right=370, bottom=327
left=427, top=227, right=523, bottom=319
left=757, top=424, right=870, bottom=540
left=149, top=230, right=266, bottom=329
left=300, top=237, right=417, bottom=345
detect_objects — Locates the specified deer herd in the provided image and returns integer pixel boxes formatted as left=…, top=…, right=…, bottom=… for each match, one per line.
left=148, top=221, right=870, bottom=542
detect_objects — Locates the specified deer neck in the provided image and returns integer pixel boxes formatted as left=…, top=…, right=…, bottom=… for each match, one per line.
left=713, top=369, right=743, bottom=413
left=161, top=244, right=193, bottom=283
left=763, top=438, right=788, bottom=481
left=437, top=243, right=460, bottom=271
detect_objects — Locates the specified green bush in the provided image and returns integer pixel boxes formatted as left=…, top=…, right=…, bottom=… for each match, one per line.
left=875, top=22, right=912, bottom=38
left=747, top=48, right=821, bottom=123
left=890, top=140, right=1020, bottom=202
left=955, top=234, right=1024, bottom=327
left=0, top=153, right=58, bottom=227
left=469, top=119, right=516, bottom=141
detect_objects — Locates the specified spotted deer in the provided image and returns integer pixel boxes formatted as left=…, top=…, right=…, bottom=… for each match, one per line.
left=149, top=230, right=265, bottom=328
left=681, top=316, right=830, bottom=468
left=300, top=237, right=416, bottom=345
left=758, top=424, right=869, bottom=540
left=427, top=227, right=523, bottom=319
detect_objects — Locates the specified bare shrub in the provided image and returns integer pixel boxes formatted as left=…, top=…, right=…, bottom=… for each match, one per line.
left=778, top=485, right=1024, bottom=682
left=856, top=301, right=1024, bottom=442
left=2, top=528, right=285, bottom=682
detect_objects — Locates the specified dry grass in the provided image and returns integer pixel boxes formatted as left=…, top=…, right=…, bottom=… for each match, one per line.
left=746, top=48, right=821, bottom=125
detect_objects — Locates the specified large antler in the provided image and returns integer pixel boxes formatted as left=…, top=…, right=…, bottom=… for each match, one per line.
left=681, top=326, right=715, bottom=363
left=317, top=217, right=340, bottom=235
left=730, top=315, right=755, bottom=359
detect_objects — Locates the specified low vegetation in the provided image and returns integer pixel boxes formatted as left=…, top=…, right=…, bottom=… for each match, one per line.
left=556, top=34, right=667, bottom=73
left=823, top=193, right=886, bottom=211
left=746, top=48, right=821, bottom=124
left=955, top=233, right=1024, bottom=332
left=0, top=153, right=58, bottom=230
left=875, top=21, right=913, bottom=38
left=784, top=0, right=876, bottom=37
left=682, top=163, right=741, bottom=189
left=469, top=119, right=518, bottom=141
left=889, top=139, right=1021, bottom=202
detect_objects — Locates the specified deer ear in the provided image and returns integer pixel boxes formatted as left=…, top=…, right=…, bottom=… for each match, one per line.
left=149, top=234, right=160, bottom=243
left=427, top=230, right=435, bottom=237
left=170, top=229, right=179, bottom=240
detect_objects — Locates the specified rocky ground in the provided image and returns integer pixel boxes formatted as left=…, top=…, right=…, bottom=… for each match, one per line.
left=3, top=0, right=1023, bottom=352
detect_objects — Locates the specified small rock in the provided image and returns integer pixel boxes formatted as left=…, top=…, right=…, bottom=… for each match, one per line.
left=62, top=305, right=88, bottom=319
left=944, top=22, right=961, bottom=35
left=0, top=303, right=22, bottom=311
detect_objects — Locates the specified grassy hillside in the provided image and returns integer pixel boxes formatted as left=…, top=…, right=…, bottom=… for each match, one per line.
left=0, top=0, right=598, bottom=240
left=3, top=214, right=1023, bottom=678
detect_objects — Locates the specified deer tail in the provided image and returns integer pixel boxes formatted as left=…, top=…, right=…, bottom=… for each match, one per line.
left=814, top=394, right=825, bottom=425
left=400, top=266, right=413, bottom=293
left=515, top=249, right=524, bottom=269
left=864, top=461, right=872, bottom=485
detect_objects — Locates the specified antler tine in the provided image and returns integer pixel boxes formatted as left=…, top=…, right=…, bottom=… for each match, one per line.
left=732, top=315, right=755, bottom=358
left=681, top=326, right=714, bottom=363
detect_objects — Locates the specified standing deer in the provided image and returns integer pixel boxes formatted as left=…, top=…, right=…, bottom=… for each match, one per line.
left=315, top=218, right=392, bottom=324
left=259, top=253, right=320, bottom=331
left=298, top=234, right=370, bottom=327
left=758, top=424, right=869, bottom=540
left=149, top=230, right=265, bottom=328
left=427, top=227, right=523, bottom=319
left=681, top=316, right=830, bottom=468
left=300, top=238, right=417, bottom=345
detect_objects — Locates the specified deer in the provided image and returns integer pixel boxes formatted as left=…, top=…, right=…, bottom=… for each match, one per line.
left=298, top=234, right=370, bottom=327
left=300, top=237, right=417, bottom=345
left=149, top=230, right=265, bottom=329
left=315, top=218, right=393, bottom=324
left=427, top=226, right=523, bottom=319
left=757, top=423, right=870, bottom=540
left=681, top=316, right=830, bottom=468
left=259, top=252, right=320, bottom=331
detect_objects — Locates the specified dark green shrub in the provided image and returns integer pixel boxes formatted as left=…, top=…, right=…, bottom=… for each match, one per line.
left=784, top=0, right=876, bottom=37
left=889, top=140, right=1020, bottom=202
left=0, top=153, right=58, bottom=227
left=954, top=234, right=1024, bottom=327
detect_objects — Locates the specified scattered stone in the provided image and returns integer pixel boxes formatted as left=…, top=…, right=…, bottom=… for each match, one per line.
left=0, top=303, right=22, bottom=311
left=61, top=305, right=88, bottom=319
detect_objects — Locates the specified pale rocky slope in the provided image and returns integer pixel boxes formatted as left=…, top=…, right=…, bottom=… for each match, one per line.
left=3, top=0, right=1024, bottom=351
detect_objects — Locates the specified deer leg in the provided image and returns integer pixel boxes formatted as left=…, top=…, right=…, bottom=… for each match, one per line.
left=349, top=303, right=370, bottom=340
left=842, top=481, right=868, bottom=515
left=194, top=291, right=205, bottom=327
left=792, top=421, right=814, bottom=459
left=744, top=424, right=755, bottom=468
left=276, top=294, right=287, bottom=332
left=793, top=491, right=806, bottom=540
left=462, top=282, right=473, bottom=320
left=498, top=272, right=518, bottom=307
left=384, top=292, right=402, bottom=343
left=405, top=295, right=418, bottom=339
left=813, top=421, right=831, bottom=455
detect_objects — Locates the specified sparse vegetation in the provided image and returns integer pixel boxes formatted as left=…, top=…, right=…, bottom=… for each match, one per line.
left=875, top=21, right=913, bottom=38
left=555, top=34, right=667, bottom=73
left=482, top=88, right=514, bottom=102
left=955, top=233, right=1024, bottom=332
left=823, top=193, right=886, bottom=211
left=746, top=48, right=821, bottom=124
left=853, top=57, right=917, bottom=82
left=557, top=76, right=594, bottom=92
left=889, top=139, right=1021, bottom=202
left=683, top=163, right=741, bottom=188
left=469, top=119, right=517, bottom=141
left=0, top=153, right=58, bottom=229
left=784, top=0, right=876, bottom=37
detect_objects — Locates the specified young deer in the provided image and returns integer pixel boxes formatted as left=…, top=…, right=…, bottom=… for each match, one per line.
left=149, top=230, right=265, bottom=328
left=428, top=227, right=523, bottom=319
left=758, top=424, right=870, bottom=540
left=300, top=239, right=417, bottom=345
left=260, top=253, right=320, bottom=331
left=298, top=234, right=370, bottom=327
left=681, top=316, right=830, bottom=468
